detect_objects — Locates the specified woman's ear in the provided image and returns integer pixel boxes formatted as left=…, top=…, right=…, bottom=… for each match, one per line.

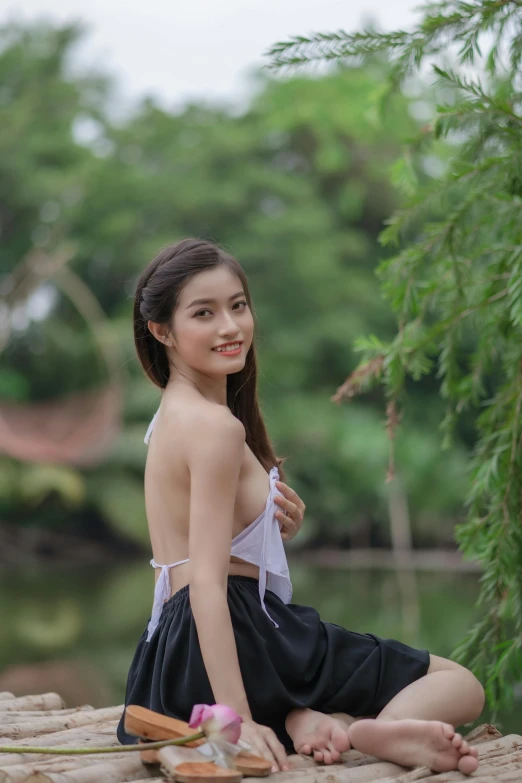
left=147, top=320, right=174, bottom=348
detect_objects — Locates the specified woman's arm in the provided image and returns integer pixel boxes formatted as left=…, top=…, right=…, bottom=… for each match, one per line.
left=186, top=408, right=251, bottom=718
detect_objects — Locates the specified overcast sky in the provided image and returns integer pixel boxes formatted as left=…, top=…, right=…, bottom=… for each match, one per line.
left=2, top=0, right=419, bottom=112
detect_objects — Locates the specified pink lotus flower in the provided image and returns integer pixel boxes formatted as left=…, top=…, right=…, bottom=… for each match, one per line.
left=189, top=704, right=242, bottom=744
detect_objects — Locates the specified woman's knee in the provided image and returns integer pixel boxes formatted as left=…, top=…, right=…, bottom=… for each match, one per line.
left=428, top=654, right=485, bottom=718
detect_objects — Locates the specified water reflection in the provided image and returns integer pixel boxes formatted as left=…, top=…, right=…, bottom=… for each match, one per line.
left=1, top=560, right=520, bottom=733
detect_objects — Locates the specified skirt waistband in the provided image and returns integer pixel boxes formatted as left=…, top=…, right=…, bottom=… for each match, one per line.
left=164, top=575, right=260, bottom=610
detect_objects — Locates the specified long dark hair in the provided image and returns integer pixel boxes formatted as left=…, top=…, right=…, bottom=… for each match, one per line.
left=133, top=238, right=286, bottom=478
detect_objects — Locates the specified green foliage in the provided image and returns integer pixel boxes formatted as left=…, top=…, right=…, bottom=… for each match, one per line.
left=0, top=458, right=85, bottom=511
left=0, top=21, right=108, bottom=275
left=268, top=0, right=522, bottom=708
left=86, top=470, right=148, bottom=546
left=0, top=19, right=474, bottom=552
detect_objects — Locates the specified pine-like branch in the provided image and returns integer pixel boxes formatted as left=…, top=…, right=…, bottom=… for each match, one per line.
left=266, top=0, right=522, bottom=84
left=268, top=0, right=522, bottom=711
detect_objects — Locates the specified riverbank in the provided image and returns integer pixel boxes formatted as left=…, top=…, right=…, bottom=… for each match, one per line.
left=0, top=522, right=143, bottom=568
left=1, top=521, right=480, bottom=572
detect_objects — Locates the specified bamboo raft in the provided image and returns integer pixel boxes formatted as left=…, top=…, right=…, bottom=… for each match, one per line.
left=0, top=691, right=521, bottom=783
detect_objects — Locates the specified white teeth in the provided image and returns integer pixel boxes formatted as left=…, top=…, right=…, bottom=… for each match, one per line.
left=214, top=343, right=240, bottom=352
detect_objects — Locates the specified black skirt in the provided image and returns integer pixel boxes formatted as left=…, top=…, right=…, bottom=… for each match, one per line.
left=117, top=575, right=430, bottom=750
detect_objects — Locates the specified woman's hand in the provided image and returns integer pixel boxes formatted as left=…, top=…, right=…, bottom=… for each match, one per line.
left=240, top=718, right=288, bottom=772
left=274, top=480, right=305, bottom=541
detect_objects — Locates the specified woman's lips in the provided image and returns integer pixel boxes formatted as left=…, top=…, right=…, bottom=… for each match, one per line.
left=212, top=344, right=243, bottom=356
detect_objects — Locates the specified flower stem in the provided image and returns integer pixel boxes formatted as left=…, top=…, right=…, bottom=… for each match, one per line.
left=0, top=731, right=205, bottom=755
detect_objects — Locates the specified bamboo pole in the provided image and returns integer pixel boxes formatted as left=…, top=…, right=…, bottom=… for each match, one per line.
left=340, top=749, right=378, bottom=768
left=242, top=748, right=378, bottom=781
left=367, top=739, right=522, bottom=783
left=0, top=706, right=123, bottom=739
left=379, top=769, right=432, bottom=783
left=1, top=708, right=95, bottom=724
left=488, top=751, right=522, bottom=767
left=475, top=735, right=522, bottom=758
left=0, top=748, right=121, bottom=769
left=0, top=728, right=119, bottom=749
left=0, top=723, right=120, bottom=764
left=400, top=760, right=522, bottom=782
left=0, top=729, right=204, bottom=775
left=463, top=723, right=502, bottom=744
left=0, top=700, right=515, bottom=783
left=0, top=717, right=121, bottom=747
left=238, top=760, right=408, bottom=783
left=0, top=754, right=134, bottom=783
left=463, top=770, right=522, bottom=783
left=30, top=755, right=152, bottom=782
left=0, top=695, right=65, bottom=713
left=0, top=755, right=122, bottom=774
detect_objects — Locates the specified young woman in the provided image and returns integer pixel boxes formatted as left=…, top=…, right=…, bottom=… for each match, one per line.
left=117, top=238, right=485, bottom=775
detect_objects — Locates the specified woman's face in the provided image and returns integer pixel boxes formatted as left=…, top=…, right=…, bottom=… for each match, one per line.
left=169, top=266, right=254, bottom=375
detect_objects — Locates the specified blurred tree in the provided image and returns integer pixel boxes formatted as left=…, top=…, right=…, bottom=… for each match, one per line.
left=0, top=21, right=115, bottom=396
left=267, top=0, right=522, bottom=708
left=1, top=21, right=467, bottom=555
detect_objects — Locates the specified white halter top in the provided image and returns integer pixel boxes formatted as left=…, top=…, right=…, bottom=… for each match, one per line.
left=144, top=408, right=293, bottom=641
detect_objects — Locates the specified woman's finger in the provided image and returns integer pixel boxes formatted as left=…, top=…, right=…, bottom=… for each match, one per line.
left=256, top=738, right=276, bottom=765
left=265, top=734, right=288, bottom=771
left=276, top=481, right=306, bottom=513
left=277, top=513, right=297, bottom=536
left=276, top=508, right=296, bottom=525
left=244, top=730, right=275, bottom=763
left=275, top=481, right=298, bottom=503
left=275, top=495, right=298, bottom=518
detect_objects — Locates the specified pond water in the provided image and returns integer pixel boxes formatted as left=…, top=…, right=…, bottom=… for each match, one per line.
left=1, top=560, right=520, bottom=734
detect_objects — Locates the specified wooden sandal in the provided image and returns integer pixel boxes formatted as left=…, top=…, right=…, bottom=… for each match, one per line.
left=159, top=746, right=243, bottom=783
left=125, top=704, right=272, bottom=777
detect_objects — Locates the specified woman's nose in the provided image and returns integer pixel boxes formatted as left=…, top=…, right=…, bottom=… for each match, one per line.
left=219, top=312, right=240, bottom=334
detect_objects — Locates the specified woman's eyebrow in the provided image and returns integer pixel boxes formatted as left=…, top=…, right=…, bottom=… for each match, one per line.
left=186, top=291, right=245, bottom=309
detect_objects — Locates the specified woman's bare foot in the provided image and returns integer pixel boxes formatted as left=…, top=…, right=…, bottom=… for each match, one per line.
left=285, top=708, right=351, bottom=764
left=348, top=719, right=479, bottom=775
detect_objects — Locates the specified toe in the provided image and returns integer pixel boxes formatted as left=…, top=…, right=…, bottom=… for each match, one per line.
left=327, top=742, right=341, bottom=763
left=458, top=754, right=479, bottom=775
left=331, top=723, right=351, bottom=753
left=322, top=749, right=333, bottom=765
left=313, top=750, right=324, bottom=763
left=441, top=722, right=456, bottom=740
left=459, top=740, right=470, bottom=755
left=469, top=746, right=479, bottom=758
left=452, top=733, right=462, bottom=748
left=299, top=744, right=311, bottom=755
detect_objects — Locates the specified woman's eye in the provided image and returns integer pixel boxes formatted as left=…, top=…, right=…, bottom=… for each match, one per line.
left=194, top=301, right=247, bottom=317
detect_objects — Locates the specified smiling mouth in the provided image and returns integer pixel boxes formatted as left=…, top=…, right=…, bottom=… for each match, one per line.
left=212, top=342, right=243, bottom=353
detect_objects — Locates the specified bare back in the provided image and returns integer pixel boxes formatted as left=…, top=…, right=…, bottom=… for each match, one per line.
left=145, top=390, right=273, bottom=595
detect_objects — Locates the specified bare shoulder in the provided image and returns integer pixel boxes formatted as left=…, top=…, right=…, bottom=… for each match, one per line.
left=162, top=398, right=245, bottom=459
left=194, top=403, right=245, bottom=444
